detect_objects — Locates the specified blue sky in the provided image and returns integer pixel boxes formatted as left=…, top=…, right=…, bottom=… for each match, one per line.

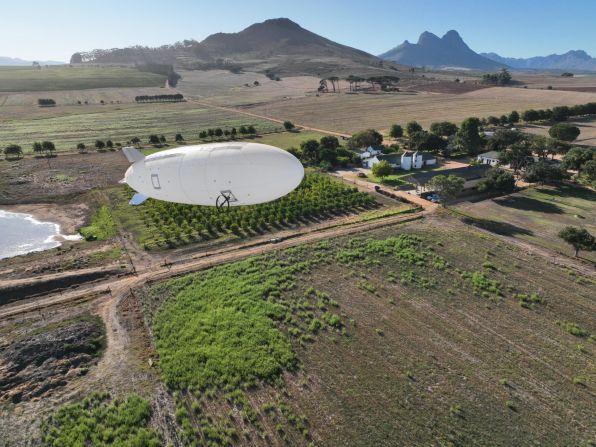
left=2, top=0, right=595, bottom=61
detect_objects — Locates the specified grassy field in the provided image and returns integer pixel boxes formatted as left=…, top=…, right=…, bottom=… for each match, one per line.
left=0, top=66, right=165, bottom=92
left=143, top=216, right=595, bottom=446
left=245, top=87, right=596, bottom=134
left=0, top=102, right=281, bottom=152
left=455, top=184, right=596, bottom=262
left=523, top=117, right=596, bottom=146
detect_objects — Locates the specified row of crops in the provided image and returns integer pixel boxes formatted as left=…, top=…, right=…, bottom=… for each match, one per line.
left=135, top=173, right=377, bottom=249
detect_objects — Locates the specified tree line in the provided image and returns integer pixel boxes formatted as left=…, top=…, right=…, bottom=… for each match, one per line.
left=37, top=98, right=56, bottom=106
left=134, top=94, right=184, bottom=103
left=318, top=75, right=400, bottom=93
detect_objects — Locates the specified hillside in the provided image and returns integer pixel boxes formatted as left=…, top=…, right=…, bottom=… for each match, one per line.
left=380, top=30, right=505, bottom=71
left=0, top=56, right=64, bottom=66
left=72, top=18, right=402, bottom=77
left=482, top=50, right=596, bottom=72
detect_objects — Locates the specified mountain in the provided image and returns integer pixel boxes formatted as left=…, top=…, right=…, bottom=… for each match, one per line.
left=380, top=30, right=505, bottom=71
left=481, top=50, right=596, bottom=72
left=73, top=18, right=396, bottom=77
left=0, top=56, right=64, bottom=66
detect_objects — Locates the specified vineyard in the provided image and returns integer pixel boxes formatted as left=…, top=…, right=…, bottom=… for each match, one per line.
left=130, top=173, right=377, bottom=249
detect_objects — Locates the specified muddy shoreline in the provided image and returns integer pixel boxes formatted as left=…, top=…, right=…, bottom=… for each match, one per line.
left=0, top=202, right=89, bottom=235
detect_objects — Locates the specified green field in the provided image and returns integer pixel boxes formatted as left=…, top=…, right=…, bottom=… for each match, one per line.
left=0, top=102, right=281, bottom=152
left=0, top=66, right=165, bottom=92
left=114, top=173, right=377, bottom=249
left=455, top=184, right=596, bottom=262
left=143, top=217, right=595, bottom=446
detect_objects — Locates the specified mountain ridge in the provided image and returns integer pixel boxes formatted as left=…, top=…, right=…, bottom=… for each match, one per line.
left=379, top=30, right=505, bottom=70
left=481, top=50, right=596, bottom=71
left=0, top=56, right=65, bottom=66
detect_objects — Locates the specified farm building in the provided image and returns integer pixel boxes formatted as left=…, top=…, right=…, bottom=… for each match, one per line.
left=477, top=151, right=500, bottom=166
left=363, top=151, right=437, bottom=170
left=359, top=145, right=384, bottom=159
left=406, top=164, right=491, bottom=194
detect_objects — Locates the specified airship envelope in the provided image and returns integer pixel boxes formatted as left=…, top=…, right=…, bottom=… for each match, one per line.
left=122, top=142, right=304, bottom=208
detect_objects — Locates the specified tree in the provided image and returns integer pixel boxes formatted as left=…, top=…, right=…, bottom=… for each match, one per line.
left=522, top=109, right=540, bottom=122
left=32, top=141, right=43, bottom=156
left=430, top=121, right=457, bottom=137
left=499, top=145, right=532, bottom=173
left=283, top=121, right=295, bottom=131
left=41, top=141, right=55, bottom=156
left=70, top=52, right=83, bottom=64
left=523, top=161, right=568, bottom=184
left=481, top=68, right=512, bottom=85
left=3, top=144, right=23, bottom=160
left=549, top=123, right=580, bottom=142
left=372, top=160, right=393, bottom=179
left=582, top=159, right=596, bottom=185
left=106, top=140, right=113, bottom=149
left=148, top=135, right=160, bottom=145
left=230, top=128, right=237, bottom=138
left=214, top=128, right=223, bottom=137
left=389, top=124, right=404, bottom=138
left=320, top=136, right=339, bottom=150
left=409, top=131, right=447, bottom=153
left=406, top=121, right=422, bottom=136
left=199, top=131, right=207, bottom=139
left=347, top=129, right=383, bottom=150
left=175, top=133, right=184, bottom=143
left=455, top=117, right=482, bottom=155
left=95, top=140, right=106, bottom=150
left=486, top=116, right=500, bottom=126
left=427, top=175, right=465, bottom=207
left=562, top=147, right=594, bottom=176
left=485, top=129, right=523, bottom=152
left=477, top=168, right=515, bottom=194
left=508, top=110, right=520, bottom=124
left=239, top=126, right=248, bottom=135
left=551, top=106, right=570, bottom=122
left=159, top=135, right=166, bottom=143
left=77, top=143, right=87, bottom=154
left=130, top=137, right=141, bottom=146
left=300, top=139, right=320, bottom=163
left=558, top=227, right=595, bottom=257
left=247, top=125, right=256, bottom=134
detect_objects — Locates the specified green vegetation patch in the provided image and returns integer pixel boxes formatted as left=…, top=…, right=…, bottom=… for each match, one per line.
left=131, top=173, right=376, bottom=249
left=79, top=205, right=116, bottom=240
left=41, top=391, right=160, bottom=446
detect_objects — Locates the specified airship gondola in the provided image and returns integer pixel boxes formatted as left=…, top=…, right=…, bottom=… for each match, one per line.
left=121, top=142, right=304, bottom=208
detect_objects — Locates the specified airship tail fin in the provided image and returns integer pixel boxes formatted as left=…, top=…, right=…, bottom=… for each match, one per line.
left=129, top=193, right=148, bottom=205
left=123, top=146, right=145, bottom=163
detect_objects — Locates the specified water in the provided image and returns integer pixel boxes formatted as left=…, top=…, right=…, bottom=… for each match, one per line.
left=0, top=210, right=81, bottom=260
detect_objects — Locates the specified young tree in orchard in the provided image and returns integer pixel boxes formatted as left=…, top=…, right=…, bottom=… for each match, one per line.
left=130, top=137, right=141, bottom=146
left=477, top=168, right=516, bottom=194
left=430, top=121, right=457, bottom=137
left=106, top=140, right=113, bottom=149
left=389, top=124, right=403, bottom=138
left=3, top=144, right=23, bottom=160
left=32, top=141, right=43, bottom=155
left=558, top=226, right=595, bottom=257
left=406, top=121, right=422, bottom=136
left=562, top=147, right=594, bottom=176
left=148, top=135, right=160, bottom=145
left=77, top=143, right=87, bottom=154
left=371, top=160, right=393, bottom=179
left=283, top=121, right=295, bottom=131
left=549, top=123, right=580, bottom=142
left=175, top=133, right=184, bottom=143
left=95, top=140, right=105, bottom=150
left=427, top=175, right=465, bottom=207
left=42, top=141, right=56, bottom=156
left=455, top=117, right=482, bottom=155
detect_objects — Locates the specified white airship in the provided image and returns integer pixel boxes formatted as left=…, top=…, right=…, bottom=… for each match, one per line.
left=122, top=142, right=304, bottom=208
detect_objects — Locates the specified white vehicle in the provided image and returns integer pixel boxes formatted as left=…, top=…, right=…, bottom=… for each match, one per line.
left=122, top=143, right=304, bottom=208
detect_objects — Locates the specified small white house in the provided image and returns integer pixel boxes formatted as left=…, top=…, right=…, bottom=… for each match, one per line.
left=359, top=145, right=384, bottom=160
left=400, top=151, right=437, bottom=171
left=363, top=153, right=400, bottom=169
left=477, top=150, right=500, bottom=166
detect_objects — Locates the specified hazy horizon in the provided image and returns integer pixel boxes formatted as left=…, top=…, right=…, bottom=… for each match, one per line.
left=2, top=0, right=596, bottom=62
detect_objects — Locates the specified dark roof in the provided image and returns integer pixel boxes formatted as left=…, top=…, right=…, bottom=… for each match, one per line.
left=419, top=152, right=437, bottom=161
left=377, top=153, right=401, bottom=164
left=478, top=150, right=500, bottom=159
left=406, top=164, right=490, bottom=185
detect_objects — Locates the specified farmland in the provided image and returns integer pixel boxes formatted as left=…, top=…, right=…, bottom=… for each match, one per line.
left=141, top=217, right=595, bottom=446
left=455, top=184, right=596, bottom=262
left=244, top=87, right=596, bottom=134
left=0, top=66, right=165, bottom=92
left=523, top=116, right=596, bottom=146
left=0, top=102, right=281, bottom=152
left=113, top=173, right=378, bottom=249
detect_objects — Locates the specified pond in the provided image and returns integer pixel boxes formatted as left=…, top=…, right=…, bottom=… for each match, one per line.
left=0, top=210, right=81, bottom=260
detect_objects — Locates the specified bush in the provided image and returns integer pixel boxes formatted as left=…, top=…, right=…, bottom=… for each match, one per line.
left=549, top=123, right=580, bottom=142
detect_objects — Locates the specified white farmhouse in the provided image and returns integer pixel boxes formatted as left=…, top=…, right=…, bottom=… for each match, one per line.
left=358, top=145, right=384, bottom=160
left=477, top=150, right=500, bottom=166
left=400, top=151, right=437, bottom=170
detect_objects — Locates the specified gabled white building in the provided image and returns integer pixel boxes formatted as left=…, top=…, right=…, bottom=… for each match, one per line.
left=359, top=145, right=384, bottom=159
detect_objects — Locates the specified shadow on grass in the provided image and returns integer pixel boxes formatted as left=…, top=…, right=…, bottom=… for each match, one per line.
left=462, top=217, right=534, bottom=237
left=493, top=196, right=563, bottom=214
left=535, top=185, right=596, bottom=202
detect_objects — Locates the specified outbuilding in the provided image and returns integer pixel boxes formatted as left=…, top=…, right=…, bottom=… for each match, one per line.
left=477, top=151, right=500, bottom=166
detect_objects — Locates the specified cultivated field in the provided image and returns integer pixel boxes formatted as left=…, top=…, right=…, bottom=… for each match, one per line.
left=138, top=216, right=595, bottom=446
left=0, top=66, right=165, bottom=92
left=455, top=185, right=596, bottom=262
left=0, top=102, right=280, bottom=152
left=522, top=117, right=596, bottom=146
left=245, top=87, right=596, bottom=134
